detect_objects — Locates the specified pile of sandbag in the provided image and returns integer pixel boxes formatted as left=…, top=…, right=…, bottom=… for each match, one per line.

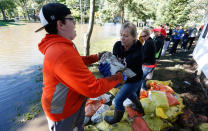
left=139, top=80, right=185, bottom=130
left=84, top=80, right=185, bottom=131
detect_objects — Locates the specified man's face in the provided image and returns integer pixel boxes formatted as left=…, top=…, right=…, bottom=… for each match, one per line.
left=154, top=31, right=160, bottom=36
left=62, top=14, right=76, bottom=40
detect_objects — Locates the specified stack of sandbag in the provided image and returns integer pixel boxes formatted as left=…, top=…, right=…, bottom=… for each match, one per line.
left=139, top=80, right=185, bottom=130
left=85, top=80, right=185, bottom=131
left=84, top=94, right=112, bottom=124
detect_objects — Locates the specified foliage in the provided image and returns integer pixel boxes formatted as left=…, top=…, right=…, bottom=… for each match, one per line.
left=156, top=0, right=192, bottom=27
left=0, top=0, right=16, bottom=20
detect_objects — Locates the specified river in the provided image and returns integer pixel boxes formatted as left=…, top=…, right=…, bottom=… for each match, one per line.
left=0, top=22, right=121, bottom=130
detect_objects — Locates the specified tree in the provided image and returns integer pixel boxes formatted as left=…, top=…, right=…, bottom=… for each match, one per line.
left=16, top=0, right=31, bottom=20
left=0, top=0, right=16, bottom=21
left=188, top=0, right=208, bottom=25
left=84, top=0, right=95, bottom=56
left=157, top=0, right=191, bottom=27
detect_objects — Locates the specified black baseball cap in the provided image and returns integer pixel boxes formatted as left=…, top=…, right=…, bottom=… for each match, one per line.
left=35, top=3, right=71, bottom=32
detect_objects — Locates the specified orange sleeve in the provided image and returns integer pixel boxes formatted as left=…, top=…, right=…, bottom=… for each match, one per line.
left=54, top=52, right=123, bottom=98
left=81, top=54, right=98, bottom=66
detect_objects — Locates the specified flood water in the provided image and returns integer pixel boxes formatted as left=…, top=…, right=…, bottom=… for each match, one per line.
left=0, top=22, right=121, bottom=130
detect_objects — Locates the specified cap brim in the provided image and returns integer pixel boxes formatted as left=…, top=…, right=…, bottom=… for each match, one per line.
left=35, top=26, right=45, bottom=33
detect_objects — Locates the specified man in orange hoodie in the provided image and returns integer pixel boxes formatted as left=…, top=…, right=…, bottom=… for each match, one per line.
left=35, top=3, right=124, bottom=131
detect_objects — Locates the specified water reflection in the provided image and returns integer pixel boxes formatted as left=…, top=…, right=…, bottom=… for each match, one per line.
left=0, top=23, right=121, bottom=75
left=0, top=22, right=120, bottom=130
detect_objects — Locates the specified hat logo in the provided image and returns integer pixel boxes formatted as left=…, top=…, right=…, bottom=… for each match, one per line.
left=50, top=15, right=55, bottom=20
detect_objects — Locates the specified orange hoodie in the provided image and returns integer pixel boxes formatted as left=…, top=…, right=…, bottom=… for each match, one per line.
left=38, top=34, right=123, bottom=121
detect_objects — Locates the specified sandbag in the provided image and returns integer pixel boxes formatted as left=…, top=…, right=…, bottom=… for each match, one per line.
left=109, top=88, right=120, bottom=96
left=148, top=91, right=169, bottom=109
left=99, top=52, right=136, bottom=78
left=156, top=107, right=168, bottom=119
left=85, top=99, right=105, bottom=116
left=140, top=90, right=148, bottom=99
left=91, top=104, right=110, bottom=123
left=198, top=123, right=208, bottom=131
left=146, top=80, right=173, bottom=88
left=165, top=106, right=183, bottom=122
left=84, top=125, right=99, bottom=131
left=109, top=122, right=133, bottom=131
left=96, top=119, right=111, bottom=131
left=166, top=93, right=180, bottom=106
left=132, top=117, right=150, bottom=131
left=140, top=98, right=155, bottom=114
left=150, top=84, right=175, bottom=94
left=143, top=115, right=173, bottom=131
left=126, top=106, right=143, bottom=119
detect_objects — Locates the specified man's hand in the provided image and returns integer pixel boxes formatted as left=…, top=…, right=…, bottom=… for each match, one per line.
left=98, top=62, right=111, bottom=77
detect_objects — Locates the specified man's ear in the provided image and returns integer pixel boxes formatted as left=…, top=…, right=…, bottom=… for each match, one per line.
left=57, top=20, right=64, bottom=31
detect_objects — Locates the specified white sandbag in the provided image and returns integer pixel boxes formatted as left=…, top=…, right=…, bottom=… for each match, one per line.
left=123, top=98, right=133, bottom=106
left=91, top=104, right=110, bottom=123
left=99, top=52, right=136, bottom=78
left=84, top=116, right=90, bottom=125
left=112, top=98, right=133, bottom=107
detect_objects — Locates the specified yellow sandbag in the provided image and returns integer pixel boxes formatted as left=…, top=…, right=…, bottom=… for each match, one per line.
left=165, top=106, right=182, bottom=122
left=146, top=80, right=173, bottom=88
left=96, top=120, right=112, bottom=130
left=149, top=91, right=169, bottom=109
left=164, top=94, right=184, bottom=122
left=198, top=123, right=208, bottom=131
left=156, top=107, right=168, bottom=119
left=84, top=125, right=99, bottom=131
left=143, top=115, right=173, bottom=131
left=109, top=88, right=120, bottom=96
left=109, top=122, right=133, bottom=131
left=110, top=104, right=115, bottom=110
left=140, top=98, right=155, bottom=114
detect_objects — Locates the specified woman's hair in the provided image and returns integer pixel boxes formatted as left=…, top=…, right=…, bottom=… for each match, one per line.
left=121, top=22, right=137, bottom=38
left=142, top=28, right=150, bottom=36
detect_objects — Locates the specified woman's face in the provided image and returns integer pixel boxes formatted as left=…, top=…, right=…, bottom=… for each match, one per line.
left=120, top=28, right=136, bottom=50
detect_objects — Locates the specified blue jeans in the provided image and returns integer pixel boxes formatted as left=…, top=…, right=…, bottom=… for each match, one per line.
left=141, top=66, right=155, bottom=90
left=114, top=81, right=142, bottom=111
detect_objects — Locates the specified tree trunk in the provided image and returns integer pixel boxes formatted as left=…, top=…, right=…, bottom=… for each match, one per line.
left=80, top=0, right=83, bottom=24
left=84, top=0, right=95, bottom=56
left=0, top=5, right=7, bottom=21
left=121, top=1, right=125, bottom=24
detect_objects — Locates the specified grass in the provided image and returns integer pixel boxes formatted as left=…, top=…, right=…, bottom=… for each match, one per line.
left=0, top=21, right=24, bottom=27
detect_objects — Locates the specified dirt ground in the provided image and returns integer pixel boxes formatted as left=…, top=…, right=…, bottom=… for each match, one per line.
left=153, top=43, right=208, bottom=130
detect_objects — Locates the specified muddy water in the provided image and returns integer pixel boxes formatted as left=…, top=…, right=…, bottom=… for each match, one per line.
left=0, top=23, right=121, bottom=130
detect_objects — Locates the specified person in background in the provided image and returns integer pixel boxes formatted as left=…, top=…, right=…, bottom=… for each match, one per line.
left=169, top=25, right=182, bottom=55
left=161, top=23, right=172, bottom=56
left=149, top=26, right=155, bottom=39
left=140, top=28, right=156, bottom=90
left=181, top=31, right=189, bottom=51
left=188, top=25, right=197, bottom=50
left=104, top=22, right=144, bottom=124
left=36, top=3, right=125, bottom=131
left=153, top=27, right=165, bottom=59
